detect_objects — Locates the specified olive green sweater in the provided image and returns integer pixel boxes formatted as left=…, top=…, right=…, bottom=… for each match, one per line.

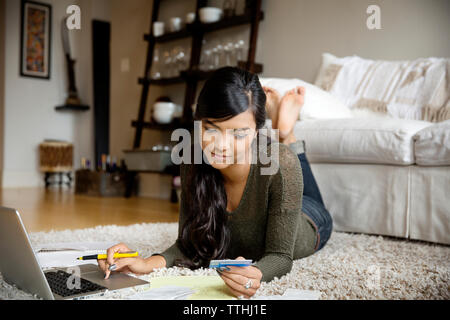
left=152, top=140, right=318, bottom=282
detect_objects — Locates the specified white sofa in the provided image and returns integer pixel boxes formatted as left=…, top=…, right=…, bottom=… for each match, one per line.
left=260, top=54, right=450, bottom=245
left=262, top=117, right=450, bottom=245
left=292, top=118, right=450, bottom=245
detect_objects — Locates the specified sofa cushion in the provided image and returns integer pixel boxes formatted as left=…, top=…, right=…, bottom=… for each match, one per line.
left=414, top=120, right=450, bottom=166
left=259, top=77, right=354, bottom=120
left=284, top=118, right=433, bottom=165
left=314, top=53, right=450, bottom=122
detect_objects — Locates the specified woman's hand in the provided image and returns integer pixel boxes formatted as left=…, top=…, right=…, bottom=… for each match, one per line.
left=217, top=256, right=263, bottom=299
left=97, top=242, right=149, bottom=279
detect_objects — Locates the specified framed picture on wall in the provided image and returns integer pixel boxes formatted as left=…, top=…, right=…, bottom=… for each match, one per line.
left=20, top=0, right=52, bottom=79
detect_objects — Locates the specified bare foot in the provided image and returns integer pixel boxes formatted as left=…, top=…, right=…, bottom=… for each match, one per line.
left=262, top=86, right=281, bottom=129
left=277, top=86, right=305, bottom=140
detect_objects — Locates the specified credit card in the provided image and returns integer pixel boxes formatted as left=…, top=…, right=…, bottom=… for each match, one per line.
left=209, top=259, right=253, bottom=269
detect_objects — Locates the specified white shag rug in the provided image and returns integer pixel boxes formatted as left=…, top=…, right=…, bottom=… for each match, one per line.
left=1, top=223, right=448, bottom=300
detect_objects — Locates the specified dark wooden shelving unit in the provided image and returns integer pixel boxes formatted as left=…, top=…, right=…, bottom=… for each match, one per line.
left=126, top=0, right=264, bottom=199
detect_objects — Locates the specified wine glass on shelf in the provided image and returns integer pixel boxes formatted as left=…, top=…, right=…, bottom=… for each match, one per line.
left=171, top=46, right=182, bottom=77
left=150, top=47, right=162, bottom=79
left=212, top=41, right=226, bottom=70
left=201, top=39, right=215, bottom=71
left=177, top=46, right=190, bottom=73
left=180, top=46, right=191, bottom=72
left=218, top=43, right=226, bottom=68
left=223, top=38, right=235, bottom=66
left=204, top=48, right=214, bottom=71
left=162, top=49, right=172, bottom=78
left=211, top=45, right=220, bottom=70
left=234, top=39, right=245, bottom=66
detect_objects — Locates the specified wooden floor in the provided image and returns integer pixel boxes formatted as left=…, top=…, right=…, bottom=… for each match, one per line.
left=0, top=187, right=180, bottom=233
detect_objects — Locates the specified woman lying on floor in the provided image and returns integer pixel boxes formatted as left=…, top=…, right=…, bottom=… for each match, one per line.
left=98, top=67, right=333, bottom=299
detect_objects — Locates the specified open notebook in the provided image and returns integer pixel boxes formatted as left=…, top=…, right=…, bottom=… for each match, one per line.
left=33, top=242, right=117, bottom=269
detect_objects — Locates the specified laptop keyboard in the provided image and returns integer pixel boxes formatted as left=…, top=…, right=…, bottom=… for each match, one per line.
left=44, top=270, right=107, bottom=297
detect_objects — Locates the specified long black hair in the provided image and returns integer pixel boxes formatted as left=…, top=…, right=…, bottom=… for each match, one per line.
left=175, top=67, right=267, bottom=269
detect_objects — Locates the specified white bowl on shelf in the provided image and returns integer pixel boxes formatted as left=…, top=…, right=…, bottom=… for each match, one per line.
left=153, top=102, right=176, bottom=124
left=153, top=109, right=174, bottom=124
left=154, top=102, right=176, bottom=112
left=199, top=7, right=223, bottom=24
left=154, top=102, right=183, bottom=118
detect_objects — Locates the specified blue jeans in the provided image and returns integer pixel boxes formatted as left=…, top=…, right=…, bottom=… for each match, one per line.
left=298, top=152, right=333, bottom=252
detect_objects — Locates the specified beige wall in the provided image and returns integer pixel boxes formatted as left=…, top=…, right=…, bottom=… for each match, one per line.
left=259, top=0, right=450, bottom=82
left=109, top=0, right=450, bottom=199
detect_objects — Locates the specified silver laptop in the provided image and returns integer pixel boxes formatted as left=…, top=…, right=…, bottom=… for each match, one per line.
left=0, top=206, right=149, bottom=300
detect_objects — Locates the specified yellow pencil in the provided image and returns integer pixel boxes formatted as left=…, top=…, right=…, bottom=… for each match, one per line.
left=76, top=251, right=139, bottom=260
